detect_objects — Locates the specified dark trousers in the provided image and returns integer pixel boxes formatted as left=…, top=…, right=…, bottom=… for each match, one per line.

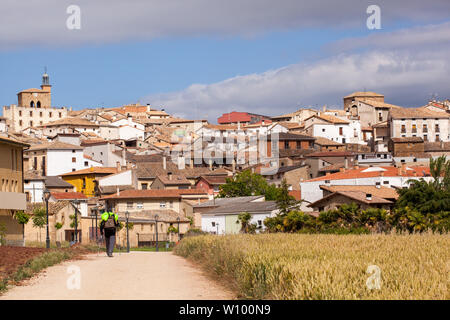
left=104, top=229, right=116, bottom=256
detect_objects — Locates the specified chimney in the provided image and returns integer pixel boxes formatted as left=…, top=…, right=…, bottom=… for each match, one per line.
left=190, top=158, right=194, bottom=168
left=344, top=157, right=348, bottom=169
left=323, top=105, right=326, bottom=112
left=147, top=103, right=151, bottom=112
left=366, top=193, right=372, bottom=201
left=163, top=156, right=167, bottom=170
left=262, top=120, right=265, bottom=125
left=116, top=161, right=121, bottom=172
left=168, top=172, right=172, bottom=180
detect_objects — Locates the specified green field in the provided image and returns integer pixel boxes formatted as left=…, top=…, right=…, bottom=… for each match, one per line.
left=174, top=233, right=449, bottom=300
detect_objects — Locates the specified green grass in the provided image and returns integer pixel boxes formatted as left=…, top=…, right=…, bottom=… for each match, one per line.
left=0, top=249, right=77, bottom=294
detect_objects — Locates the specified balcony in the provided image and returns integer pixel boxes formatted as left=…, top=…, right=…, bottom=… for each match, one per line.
left=0, top=192, right=27, bottom=211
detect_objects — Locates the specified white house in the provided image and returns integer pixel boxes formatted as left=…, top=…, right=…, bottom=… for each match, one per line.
left=303, top=114, right=357, bottom=144
left=199, top=196, right=278, bottom=234
left=25, top=141, right=103, bottom=177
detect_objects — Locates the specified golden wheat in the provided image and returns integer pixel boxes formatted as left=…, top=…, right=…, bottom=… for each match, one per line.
left=174, top=233, right=449, bottom=300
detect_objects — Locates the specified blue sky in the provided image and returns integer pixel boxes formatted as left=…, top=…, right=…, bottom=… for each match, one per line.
left=1, top=1, right=449, bottom=122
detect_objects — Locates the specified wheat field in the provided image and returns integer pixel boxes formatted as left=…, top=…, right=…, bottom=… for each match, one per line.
left=174, top=233, right=449, bottom=300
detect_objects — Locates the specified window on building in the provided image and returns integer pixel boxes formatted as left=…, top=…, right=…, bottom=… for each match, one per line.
left=423, top=124, right=428, bottom=133
left=72, top=157, right=76, bottom=163
left=59, top=112, right=62, bottom=118
left=82, top=177, right=86, bottom=189
left=30, top=102, right=34, bottom=108
left=72, top=168, right=76, bottom=172
left=160, top=202, right=166, bottom=208
left=424, top=134, right=428, bottom=141
left=29, top=121, right=33, bottom=127
left=84, top=161, right=88, bottom=166
left=284, top=141, right=290, bottom=149
left=40, top=121, right=43, bottom=125
left=339, top=127, right=343, bottom=135
left=39, top=112, right=43, bottom=117
left=322, top=128, right=325, bottom=132
left=378, top=112, right=383, bottom=121
left=136, top=202, right=143, bottom=209
left=296, top=141, right=301, bottom=149
left=19, top=120, right=22, bottom=126
left=383, top=181, right=389, bottom=184
left=127, top=202, right=133, bottom=209
left=211, top=222, right=216, bottom=227
left=412, top=124, right=417, bottom=133
left=142, top=183, right=148, bottom=190
left=435, top=124, right=440, bottom=132
left=401, top=125, right=406, bottom=133
left=49, top=112, right=52, bottom=117
left=436, top=134, right=440, bottom=141
left=169, top=201, right=173, bottom=208
left=19, top=110, right=22, bottom=116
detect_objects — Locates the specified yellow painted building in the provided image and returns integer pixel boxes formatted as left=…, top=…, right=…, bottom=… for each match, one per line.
left=61, top=167, right=118, bottom=197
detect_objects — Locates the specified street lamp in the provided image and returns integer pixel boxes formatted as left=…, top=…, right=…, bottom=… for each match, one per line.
left=72, top=200, right=80, bottom=243
left=176, top=217, right=180, bottom=241
left=155, top=214, right=159, bottom=252
left=43, top=189, right=51, bottom=249
left=125, top=211, right=130, bottom=253
left=94, top=205, right=99, bottom=241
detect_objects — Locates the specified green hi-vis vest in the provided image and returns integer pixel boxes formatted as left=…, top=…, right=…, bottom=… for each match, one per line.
left=102, top=212, right=119, bottom=229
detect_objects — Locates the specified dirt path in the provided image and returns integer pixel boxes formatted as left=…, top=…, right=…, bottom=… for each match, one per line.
left=0, top=252, right=234, bottom=300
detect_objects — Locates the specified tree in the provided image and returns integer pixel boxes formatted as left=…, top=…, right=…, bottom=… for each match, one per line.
left=0, top=222, right=6, bottom=245
left=237, top=212, right=257, bottom=234
left=218, top=170, right=270, bottom=198
left=394, top=156, right=450, bottom=232
left=14, top=211, right=30, bottom=243
left=32, top=207, right=46, bottom=242
left=275, top=179, right=301, bottom=215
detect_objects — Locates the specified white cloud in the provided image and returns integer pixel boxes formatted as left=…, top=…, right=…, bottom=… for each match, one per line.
left=145, top=22, right=450, bottom=122
left=1, top=0, right=450, bottom=50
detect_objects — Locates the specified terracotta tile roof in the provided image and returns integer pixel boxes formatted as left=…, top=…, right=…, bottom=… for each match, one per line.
left=199, top=175, right=228, bottom=185
left=313, top=137, right=344, bottom=146
left=308, top=191, right=393, bottom=207
left=38, top=117, right=100, bottom=127
left=320, top=185, right=399, bottom=199
left=26, top=201, right=71, bottom=215
left=305, top=165, right=430, bottom=182
left=204, top=124, right=241, bottom=130
left=156, top=174, right=191, bottom=185
left=358, top=99, right=402, bottom=109
left=344, top=91, right=384, bottom=98
left=60, top=167, right=118, bottom=176
left=318, top=162, right=345, bottom=172
left=136, top=161, right=228, bottom=179
left=373, top=121, right=389, bottom=128
left=50, top=192, right=87, bottom=200
left=27, top=141, right=83, bottom=151
left=315, top=114, right=350, bottom=124
left=277, top=122, right=304, bottom=129
left=100, top=189, right=208, bottom=200
left=306, top=151, right=354, bottom=158
left=0, top=135, right=30, bottom=147
left=390, top=107, right=449, bottom=119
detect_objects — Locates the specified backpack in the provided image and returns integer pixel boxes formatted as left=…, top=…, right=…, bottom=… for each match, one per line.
left=104, top=214, right=116, bottom=229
